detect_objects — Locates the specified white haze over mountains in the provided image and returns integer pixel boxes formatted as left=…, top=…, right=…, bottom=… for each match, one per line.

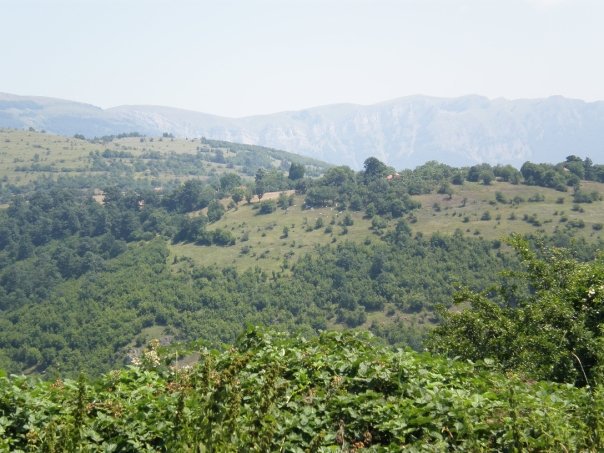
left=1, top=92, right=603, bottom=169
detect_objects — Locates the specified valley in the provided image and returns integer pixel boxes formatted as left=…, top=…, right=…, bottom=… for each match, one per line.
left=1, top=127, right=603, bottom=449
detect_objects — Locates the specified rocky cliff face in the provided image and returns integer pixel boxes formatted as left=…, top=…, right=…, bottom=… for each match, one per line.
left=2, top=92, right=603, bottom=169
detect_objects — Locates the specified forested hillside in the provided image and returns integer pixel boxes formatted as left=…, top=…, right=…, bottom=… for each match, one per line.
left=0, top=130, right=602, bottom=375
left=1, top=128, right=604, bottom=449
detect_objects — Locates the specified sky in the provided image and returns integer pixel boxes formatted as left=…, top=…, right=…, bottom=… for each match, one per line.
left=1, top=0, right=602, bottom=117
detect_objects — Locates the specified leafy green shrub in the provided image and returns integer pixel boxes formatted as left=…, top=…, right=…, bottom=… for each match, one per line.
left=211, top=228, right=235, bottom=246
left=528, top=193, right=545, bottom=202
left=429, top=235, right=604, bottom=386
left=512, top=195, right=525, bottom=205
left=574, top=190, right=603, bottom=203
left=371, top=216, right=387, bottom=231
left=523, top=213, right=541, bottom=226
left=342, top=213, right=354, bottom=226
left=0, top=329, right=602, bottom=451
left=568, top=219, right=585, bottom=229
left=258, top=200, right=276, bottom=215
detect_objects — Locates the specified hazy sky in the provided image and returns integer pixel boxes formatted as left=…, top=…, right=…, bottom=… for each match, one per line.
left=1, top=0, right=602, bottom=117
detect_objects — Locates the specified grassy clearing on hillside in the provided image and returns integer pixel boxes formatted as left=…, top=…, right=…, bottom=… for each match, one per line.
left=0, top=129, right=96, bottom=183
left=170, top=195, right=383, bottom=272
left=411, top=180, right=604, bottom=241
left=0, top=129, right=242, bottom=186
left=170, top=180, right=604, bottom=272
left=0, top=129, right=329, bottom=191
left=324, top=302, right=432, bottom=335
left=0, top=129, right=316, bottom=192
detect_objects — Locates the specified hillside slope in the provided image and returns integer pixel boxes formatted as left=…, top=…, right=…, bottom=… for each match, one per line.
left=0, top=128, right=330, bottom=202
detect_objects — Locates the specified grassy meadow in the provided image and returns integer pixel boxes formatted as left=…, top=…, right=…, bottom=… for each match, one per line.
left=411, top=180, right=604, bottom=241
left=169, top=178, right=604, bottom=274
left=170, top=195, right=384, bottom=273
left=0, top=129, right=328, bottom=190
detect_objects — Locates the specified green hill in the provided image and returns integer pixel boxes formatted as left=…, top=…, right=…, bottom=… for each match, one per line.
left=2, top=129, right=604, bottom=449
left=0, top=128, right=331, bottom=202
left=0, top=129, right=604, bottom=377
left=171, top=180, right=604, bottom=273
left=409, top=179, right=604, bottom=241
left=170, top=195, right=381, bottom=272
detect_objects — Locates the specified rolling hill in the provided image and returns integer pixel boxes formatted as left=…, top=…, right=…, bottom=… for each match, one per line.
left=0, top=128, right=331, bottom=203
left=0, top=128, right=603, bottom=378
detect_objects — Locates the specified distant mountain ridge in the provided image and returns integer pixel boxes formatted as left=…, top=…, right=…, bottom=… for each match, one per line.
left=1, top=92, right=603, bottom=169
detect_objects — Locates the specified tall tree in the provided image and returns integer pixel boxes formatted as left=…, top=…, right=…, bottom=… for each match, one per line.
left=288, top=162, right=305, bottom=180
left=363, top=157, right=389, bottom=181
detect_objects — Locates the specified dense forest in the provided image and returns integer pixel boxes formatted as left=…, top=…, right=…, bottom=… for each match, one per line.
left=1, top=129, right=604, bottom=449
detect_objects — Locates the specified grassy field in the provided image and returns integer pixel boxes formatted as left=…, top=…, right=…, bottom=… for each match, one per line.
left=0, top=128, right=96, bottom=184
left=170, top=195, right=384, bottom=273
left=410, top=180, right=604, bottom=242
left=170, top=180, right=604, bottom=274
left=0, top=128, right=328, bottom=190
left=0, top=128, right=249, bottom=186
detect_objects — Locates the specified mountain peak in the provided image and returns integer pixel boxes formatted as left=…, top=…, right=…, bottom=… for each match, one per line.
left=1, top=92, right=603, bottom=169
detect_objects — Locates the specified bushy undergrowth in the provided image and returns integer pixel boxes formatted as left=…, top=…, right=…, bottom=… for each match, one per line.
left=1, top=329, right=602, bottom=451
left=430, top=235, right=604, bottom=386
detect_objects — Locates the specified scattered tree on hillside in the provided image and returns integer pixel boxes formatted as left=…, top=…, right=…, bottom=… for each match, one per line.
left=288, top=162, right=305, bottom=180
left=207, top=200, right=225, bottom=223
left=255, top=169, right=266, bottom=199
left=363, top=157, right=390, bottom=182
left=231, top=187, right=245, bottom=205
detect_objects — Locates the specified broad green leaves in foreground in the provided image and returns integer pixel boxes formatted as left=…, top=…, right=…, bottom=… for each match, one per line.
left=1, top=329, right=602, bottom=451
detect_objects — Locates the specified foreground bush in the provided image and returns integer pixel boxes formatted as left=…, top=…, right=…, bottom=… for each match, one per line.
left=430, top=235, right=604, bottom=386
left=1, top=329, right=603, bottom=451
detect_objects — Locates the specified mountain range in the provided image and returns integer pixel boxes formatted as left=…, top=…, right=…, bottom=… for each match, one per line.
left=1, top=92, right=603, bottom=169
